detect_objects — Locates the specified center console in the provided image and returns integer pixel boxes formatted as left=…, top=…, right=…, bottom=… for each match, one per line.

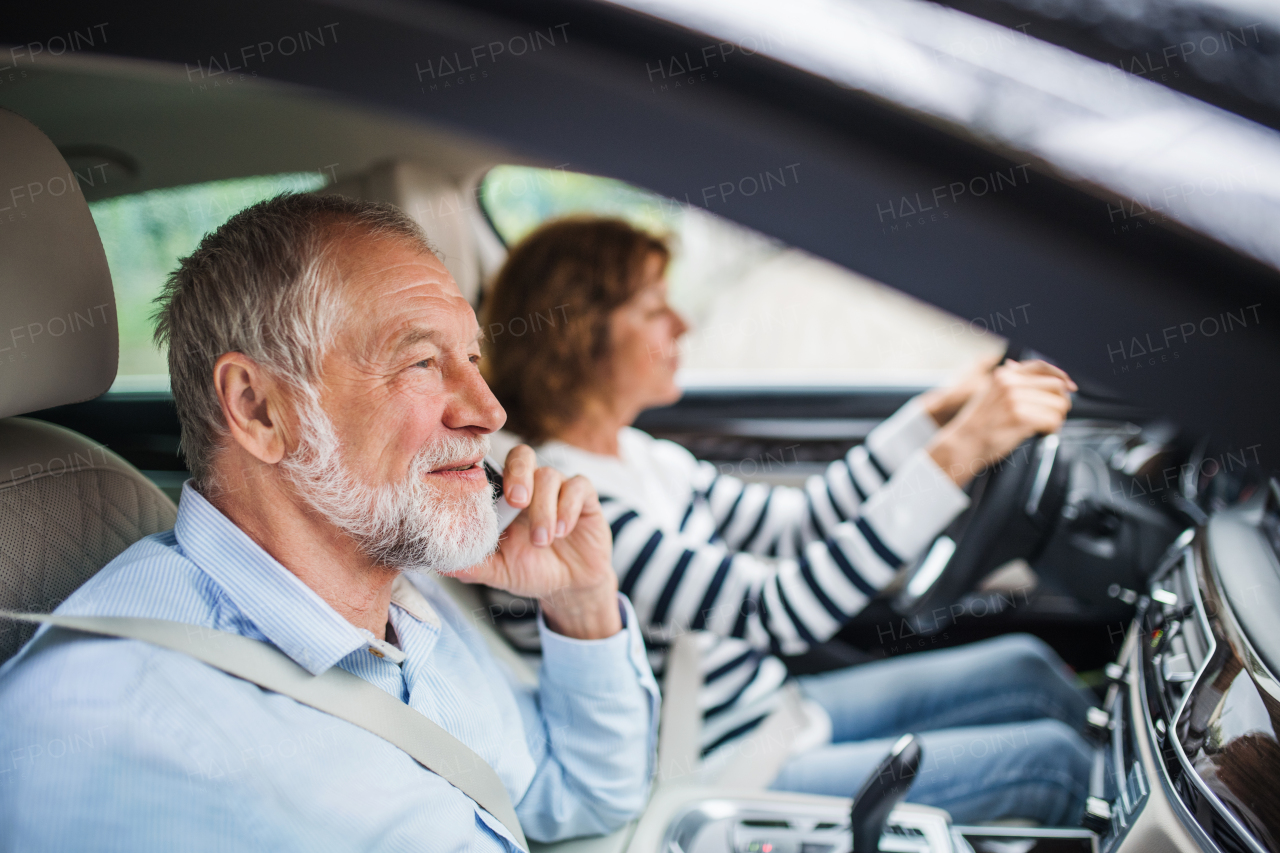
left=587, top=776, right=1099, bottom=853
left=664, top=798, right=957, bottom=853
left=644, top=793, right=1097, bottom=853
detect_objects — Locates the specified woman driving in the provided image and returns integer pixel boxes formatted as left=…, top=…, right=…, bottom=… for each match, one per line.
left=480, top=216, right=1094, bottom=825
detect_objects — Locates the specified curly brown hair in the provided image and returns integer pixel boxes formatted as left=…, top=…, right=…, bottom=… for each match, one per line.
left=481, top=216, right=670, bottom=445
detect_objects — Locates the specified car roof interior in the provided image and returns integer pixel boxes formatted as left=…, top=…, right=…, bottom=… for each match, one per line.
left=6, top=59, right=514, bottom=195
left=2, top=59, right=533, bottom=302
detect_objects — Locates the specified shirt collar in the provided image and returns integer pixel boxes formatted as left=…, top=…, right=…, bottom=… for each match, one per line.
left=391, top=574, right=440, bottom=628
left=173, top=481, right=384, bottom=675
left=367, top=575, right=442, bottom=666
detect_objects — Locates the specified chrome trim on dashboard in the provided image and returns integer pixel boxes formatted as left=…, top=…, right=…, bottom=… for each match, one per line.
left=1162, top=533, right=1272, bottom=853
left=1134, top=614, right=1223, bottom=853
left=1185, top=549, right=1215, bottom=671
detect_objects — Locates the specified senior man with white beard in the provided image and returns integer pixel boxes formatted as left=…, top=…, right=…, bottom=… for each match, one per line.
left=0, top=194, right=659, bottom=853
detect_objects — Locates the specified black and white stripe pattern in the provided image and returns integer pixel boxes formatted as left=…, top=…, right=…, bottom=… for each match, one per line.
left=695, top=441, right=899, bottom=559
left=602, top=462, right=901, bottom=658
left=492, top=449, right=917, bottom=754
left=488, top=403, right=968, bottom=756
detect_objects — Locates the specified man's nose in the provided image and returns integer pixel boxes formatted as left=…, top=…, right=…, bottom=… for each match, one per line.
left=442, top=362, right=506, bottom=434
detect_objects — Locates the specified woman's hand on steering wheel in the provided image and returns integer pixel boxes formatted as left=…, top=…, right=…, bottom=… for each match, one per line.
left=926, top=359, right=1077, bottom=488
left=919, top=353, right=1001, bottom=427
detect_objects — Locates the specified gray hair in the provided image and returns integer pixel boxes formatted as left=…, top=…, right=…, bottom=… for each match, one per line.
left=153, top=192, right=437, bottom=491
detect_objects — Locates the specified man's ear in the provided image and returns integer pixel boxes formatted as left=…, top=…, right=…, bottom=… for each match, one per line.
left=212, top=352, right=292, bottom=465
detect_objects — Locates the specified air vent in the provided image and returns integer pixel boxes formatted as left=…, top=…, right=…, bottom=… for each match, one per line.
left=884, top=825, right=925, bottom=837
left=1151, top=553, right=1208, bottom=713
left=799, top=844, right=833, bottom=853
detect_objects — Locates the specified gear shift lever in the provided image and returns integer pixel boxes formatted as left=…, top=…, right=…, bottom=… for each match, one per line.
left=850, top=733, right=923, bottom=853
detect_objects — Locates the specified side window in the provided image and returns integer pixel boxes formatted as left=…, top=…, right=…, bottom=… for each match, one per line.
left=480, top=166, right=1006, bottom=384
left=90, top=172, right=329, bottom=392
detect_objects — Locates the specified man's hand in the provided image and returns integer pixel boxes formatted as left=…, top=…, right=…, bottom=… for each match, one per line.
left=456, top=445, right=621, bottom=640
left=927, top=359, right=1076, bottom=488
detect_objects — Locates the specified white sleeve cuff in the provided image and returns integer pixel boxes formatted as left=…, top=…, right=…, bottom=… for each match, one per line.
left=863, top=396, right=940, bottom=475
left=537, top=594, right=660, bottom=701
left=860, top=448, right=970, bottom=566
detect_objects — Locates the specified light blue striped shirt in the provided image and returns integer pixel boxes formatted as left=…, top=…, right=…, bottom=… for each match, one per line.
left=0, top=483, right=659, bottom=852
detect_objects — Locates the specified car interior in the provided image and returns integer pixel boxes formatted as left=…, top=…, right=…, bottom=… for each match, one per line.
left=2, top=2, right=1279, bottom=852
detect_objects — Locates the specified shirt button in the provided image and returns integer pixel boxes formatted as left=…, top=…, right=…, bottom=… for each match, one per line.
left=368, top=647, right=385, bottom=659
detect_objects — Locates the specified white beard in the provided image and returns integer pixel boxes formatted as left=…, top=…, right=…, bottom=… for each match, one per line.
left=280, top=396, right=499, bottom=575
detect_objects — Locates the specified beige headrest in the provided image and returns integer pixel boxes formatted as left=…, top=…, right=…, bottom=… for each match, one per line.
left=0, top=108, right=117, bottom=419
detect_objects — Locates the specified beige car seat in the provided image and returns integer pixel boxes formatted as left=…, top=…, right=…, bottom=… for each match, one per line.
left=0, top=108, right=176, bottom=664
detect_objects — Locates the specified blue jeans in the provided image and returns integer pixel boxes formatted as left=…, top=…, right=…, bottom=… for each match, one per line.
left=771, top=634, right=1094, bottom=826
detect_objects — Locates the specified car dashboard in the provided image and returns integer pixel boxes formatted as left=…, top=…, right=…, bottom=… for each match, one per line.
left=1095, top=483, right=1280, bottom=853
left=597, top=478, right=1279, bottom=853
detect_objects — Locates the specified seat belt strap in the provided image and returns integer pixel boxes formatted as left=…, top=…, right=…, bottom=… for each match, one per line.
left=1, top=611, right=528, bottom=850
left=656, top=632, right=703, bottom=783
left=656, top=631, right=806, bottom=790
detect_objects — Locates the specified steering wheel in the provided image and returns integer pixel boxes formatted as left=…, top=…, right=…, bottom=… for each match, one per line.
left=892, top=429, right=1072, bottom=620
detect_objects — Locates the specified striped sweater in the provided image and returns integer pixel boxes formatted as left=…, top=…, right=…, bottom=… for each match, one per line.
left=486, top=398, right=969, bottom=759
